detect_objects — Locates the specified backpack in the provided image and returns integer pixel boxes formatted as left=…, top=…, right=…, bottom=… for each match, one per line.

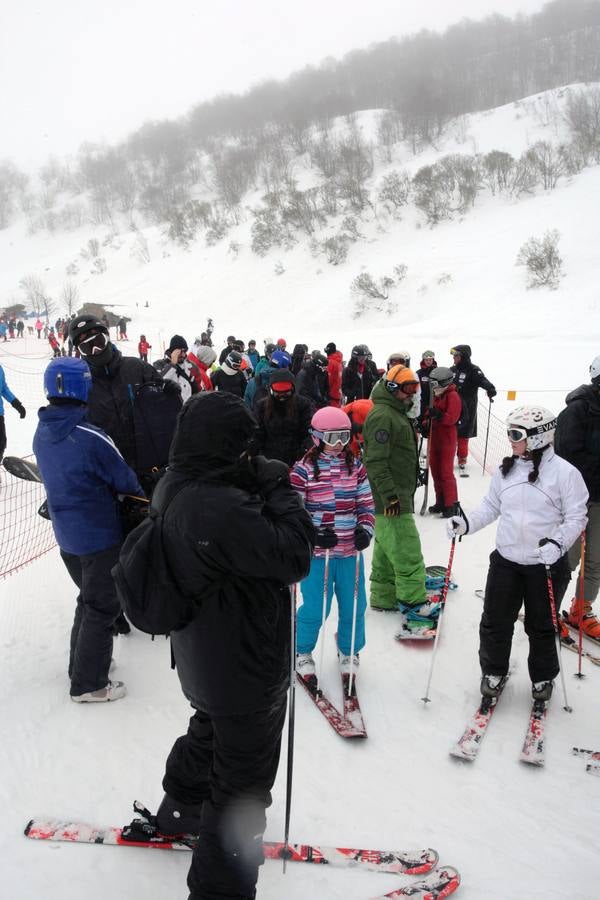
left=112, top=482, right=195, bottom=635
left=132, top=380, right=182, bottom=478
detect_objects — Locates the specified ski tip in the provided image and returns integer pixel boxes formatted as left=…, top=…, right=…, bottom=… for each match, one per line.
left=24, top=819, right=34, bottom=836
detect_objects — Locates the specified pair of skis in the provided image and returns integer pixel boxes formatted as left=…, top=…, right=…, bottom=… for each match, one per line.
left=296, top=669, right=367, bottom=739
left=24, top=805, right=462, bottom=899
left=572, top=747, right=600, bottom=778
left=450, top=679, right=547, bottom=766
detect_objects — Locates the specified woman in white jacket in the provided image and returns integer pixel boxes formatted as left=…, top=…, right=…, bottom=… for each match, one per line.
left=447, top=406, right=588, bottom=703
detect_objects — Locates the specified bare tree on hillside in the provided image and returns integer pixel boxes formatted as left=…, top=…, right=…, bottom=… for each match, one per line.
left=60, top=280, right=80, bottom=316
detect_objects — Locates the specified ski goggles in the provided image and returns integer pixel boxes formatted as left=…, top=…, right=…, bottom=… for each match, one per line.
left=507, top=427, right=528, bottom=442
left=312, top=428, right=351, bottom=446
left=385, top=380, right=419, bottom=395
left=78, top=330, right=108, bottom=356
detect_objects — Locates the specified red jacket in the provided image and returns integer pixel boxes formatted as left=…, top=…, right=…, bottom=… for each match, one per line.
left=327, top=351, right=344, bottom=406
left=426, top=383, right=461, bottom=447
left=343, top=399, right=373, bottom=456
left=138, top=340, right=152, bottom=356
left=187, top=351, right=213, bottom=392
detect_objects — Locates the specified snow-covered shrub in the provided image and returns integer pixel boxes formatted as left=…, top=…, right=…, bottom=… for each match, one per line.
left=516, top=230, right=563, bottom=289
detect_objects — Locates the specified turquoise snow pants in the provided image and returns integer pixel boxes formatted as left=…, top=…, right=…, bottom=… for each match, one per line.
left=297, top=554, right=366, bottom=656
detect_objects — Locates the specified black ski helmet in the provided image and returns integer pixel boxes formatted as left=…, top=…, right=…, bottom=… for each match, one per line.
left=69, top=314, right=109, bottom=346
left=351, top=343, right=369, bottom=358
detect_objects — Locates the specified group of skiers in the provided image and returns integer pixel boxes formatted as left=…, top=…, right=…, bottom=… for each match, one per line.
left=3, top=317, right=599, bottom=900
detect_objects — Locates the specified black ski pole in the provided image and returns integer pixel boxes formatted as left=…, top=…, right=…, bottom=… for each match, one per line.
left=281, top=583, right=297, bottom=871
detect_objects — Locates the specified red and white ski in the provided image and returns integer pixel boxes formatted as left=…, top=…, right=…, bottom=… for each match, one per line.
left=449, top=683, right=507, bottom=762
left=24, top=815, right=439, bottom=875
left=373, top=866, right=461, bottom=898
left=341, top=671, right=367, bottom=734
left=296, top=672, right=367, bottom=738
left=571, top=747, right=600, bottom=776
left=520, top=700, right=547, bottom=766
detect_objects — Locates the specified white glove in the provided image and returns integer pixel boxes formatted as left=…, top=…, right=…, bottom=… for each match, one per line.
left=446, top=516, right=467, bottom=539
left=538, top=541, right=562, bottom=566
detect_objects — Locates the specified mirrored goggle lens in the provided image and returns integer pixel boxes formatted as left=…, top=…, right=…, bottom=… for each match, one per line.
left=271, top=388, right=294, bottom=399
left=78, top=331, right=107, bottom=356
left=322, top=429, right=351, bottom=445
left=387, top=380, right=419, bottom=395
left=507, top=427, right=527, bottom=442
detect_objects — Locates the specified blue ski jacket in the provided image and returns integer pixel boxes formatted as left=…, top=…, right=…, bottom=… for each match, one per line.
left=0, top=364, right=16, bottom=416
left=33, top=404, right=143, bottom=555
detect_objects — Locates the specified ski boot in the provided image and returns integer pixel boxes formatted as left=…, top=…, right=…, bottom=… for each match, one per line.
left=566, top=597, right=600, bottom=640
left=480, top=674, right=507, bottom=699
left=531, top=680, right=553, bottom=702
left=296, top=652, right=316, bottom=677
left=428, top=502, right=444, bottom=514
left=155, top=794, right=203, bottom=836
left=338, top=653, right=359, bottom=675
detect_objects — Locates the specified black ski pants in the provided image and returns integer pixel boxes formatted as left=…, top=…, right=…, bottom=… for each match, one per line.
left=60, top=544, right=121, bottom=695
left=479, top=550, right=571, bottom=683
left=0, top=415, right=6, bottom=460
left=163, top=696, right=288, bottom=900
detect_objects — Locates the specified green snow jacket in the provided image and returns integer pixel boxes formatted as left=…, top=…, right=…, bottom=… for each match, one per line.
left=363, top=380, right=419, bottom=514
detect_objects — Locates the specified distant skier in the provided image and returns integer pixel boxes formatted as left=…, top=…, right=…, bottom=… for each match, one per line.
left=291, top=407, right=374, bottom=678
left=0, top=363, right=26, bottom=465
left=138, top=334, right=152, bottom=362
left=33, top=358, right=143, bottom=702
left=296, top=351, right=330, bottom=410
left=450, top=344, right=496, bottom=473
left=447, top=406, right=588, bottom=703
left=324, top=341, right=343, bottom=407
left=117, top=317, right=128, bottom=341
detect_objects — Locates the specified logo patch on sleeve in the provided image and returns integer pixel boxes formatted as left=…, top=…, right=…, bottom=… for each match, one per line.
left=375, top=429, right=389, bottom=444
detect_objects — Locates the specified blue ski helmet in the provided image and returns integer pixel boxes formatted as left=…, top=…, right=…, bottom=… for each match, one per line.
left=44, top=357, right=92, bottom=402
left=270, top=349, right=292, bottom=368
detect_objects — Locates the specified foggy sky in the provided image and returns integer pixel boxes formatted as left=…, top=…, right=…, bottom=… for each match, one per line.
left=2, top=0, right=547, bottom=169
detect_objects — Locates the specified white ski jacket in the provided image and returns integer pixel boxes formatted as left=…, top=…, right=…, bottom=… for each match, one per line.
left=465, top=447, right=588, bottom=565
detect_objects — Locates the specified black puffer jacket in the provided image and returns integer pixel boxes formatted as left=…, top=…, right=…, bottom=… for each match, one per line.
left=342, top=359, right=379, bottom=402
left=450, top=347, right=495, bottom=438
left=153, top=393, right=315, bottom=715
left=255, top=394, right=314, bottom=466
left=296, top=361, right=329, bottom=409
left=86, top=348, right=162, bottom=469
left=555, top=384, right=600, bottom=501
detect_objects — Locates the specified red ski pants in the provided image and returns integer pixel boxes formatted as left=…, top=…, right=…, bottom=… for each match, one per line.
left=457, top=436, right=469, bottom=462
left=430, top=428, right=458, bottom=506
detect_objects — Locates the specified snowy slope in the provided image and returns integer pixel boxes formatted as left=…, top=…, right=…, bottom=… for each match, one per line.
left=1, top=85, right=600, bottom=899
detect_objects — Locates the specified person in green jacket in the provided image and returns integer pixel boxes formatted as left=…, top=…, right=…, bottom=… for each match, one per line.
left=363, top=366, right=436, bottom=632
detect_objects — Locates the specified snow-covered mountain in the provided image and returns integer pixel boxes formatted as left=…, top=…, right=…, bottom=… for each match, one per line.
left=1, top=85, right=599, bottom=900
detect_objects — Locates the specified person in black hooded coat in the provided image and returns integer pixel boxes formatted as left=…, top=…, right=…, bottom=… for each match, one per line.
left=296, top=352, right=329, bottom=409
left=152, top=392, right=314, bottom=900
left=255, top=369, right=314, bottom=466
left=450, top=343, right=496, bottom=466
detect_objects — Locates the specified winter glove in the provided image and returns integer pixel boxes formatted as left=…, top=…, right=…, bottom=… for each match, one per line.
left=354, top=526, right=371, bottom=551
left=417, top=467, right=428, bottom=487
left=11, top=399, right=26, bottom=419
left=429, top=407, right=443, bottom=421
left=162, top=379, right=182, bottom=396
left=314, top=527, right=338, bottom=549
left=538, top=538, right=562, bottom=566
left=351, top=421, right=362, bottom=435
left=487, top=388, right=497, bottom=400
left=446, top=515, right=468, bottom=539
left=251, top=455, right=290, bottom=497
left=383, top=497, right=401, bottom=517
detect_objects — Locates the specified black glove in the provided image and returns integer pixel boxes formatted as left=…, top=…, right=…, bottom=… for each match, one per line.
left=429, top=407, right=443, bottom=421
left=252, top=455, right=290, bottom=497
left=418, top=419, right=430, bottom=439
left=354, top=526, right=371, bottom=551
left=315, top=527, right=338, bottom=549
left=162, top=379, right=182, bottom=396
left=11, top=399, right=26, bottom=419
left=487, top=388, right=497, bottom=400
left=418, top=467, right=428, bottom=487
left=384, top=497, right=401, bottom=517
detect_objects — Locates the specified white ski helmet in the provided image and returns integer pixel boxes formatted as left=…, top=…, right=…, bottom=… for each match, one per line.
left=506, top=406, right=557, bottom=451
left=590, top=355, right=600, bottom=385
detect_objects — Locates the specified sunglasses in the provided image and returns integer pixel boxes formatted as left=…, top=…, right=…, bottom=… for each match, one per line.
left=313, top=428, right=351, bottom=446
left=78, top=331, right=108, bottom=356
left=386, top=380, right=419, bottom=395
left=507, top=427, right=528, bottom=442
